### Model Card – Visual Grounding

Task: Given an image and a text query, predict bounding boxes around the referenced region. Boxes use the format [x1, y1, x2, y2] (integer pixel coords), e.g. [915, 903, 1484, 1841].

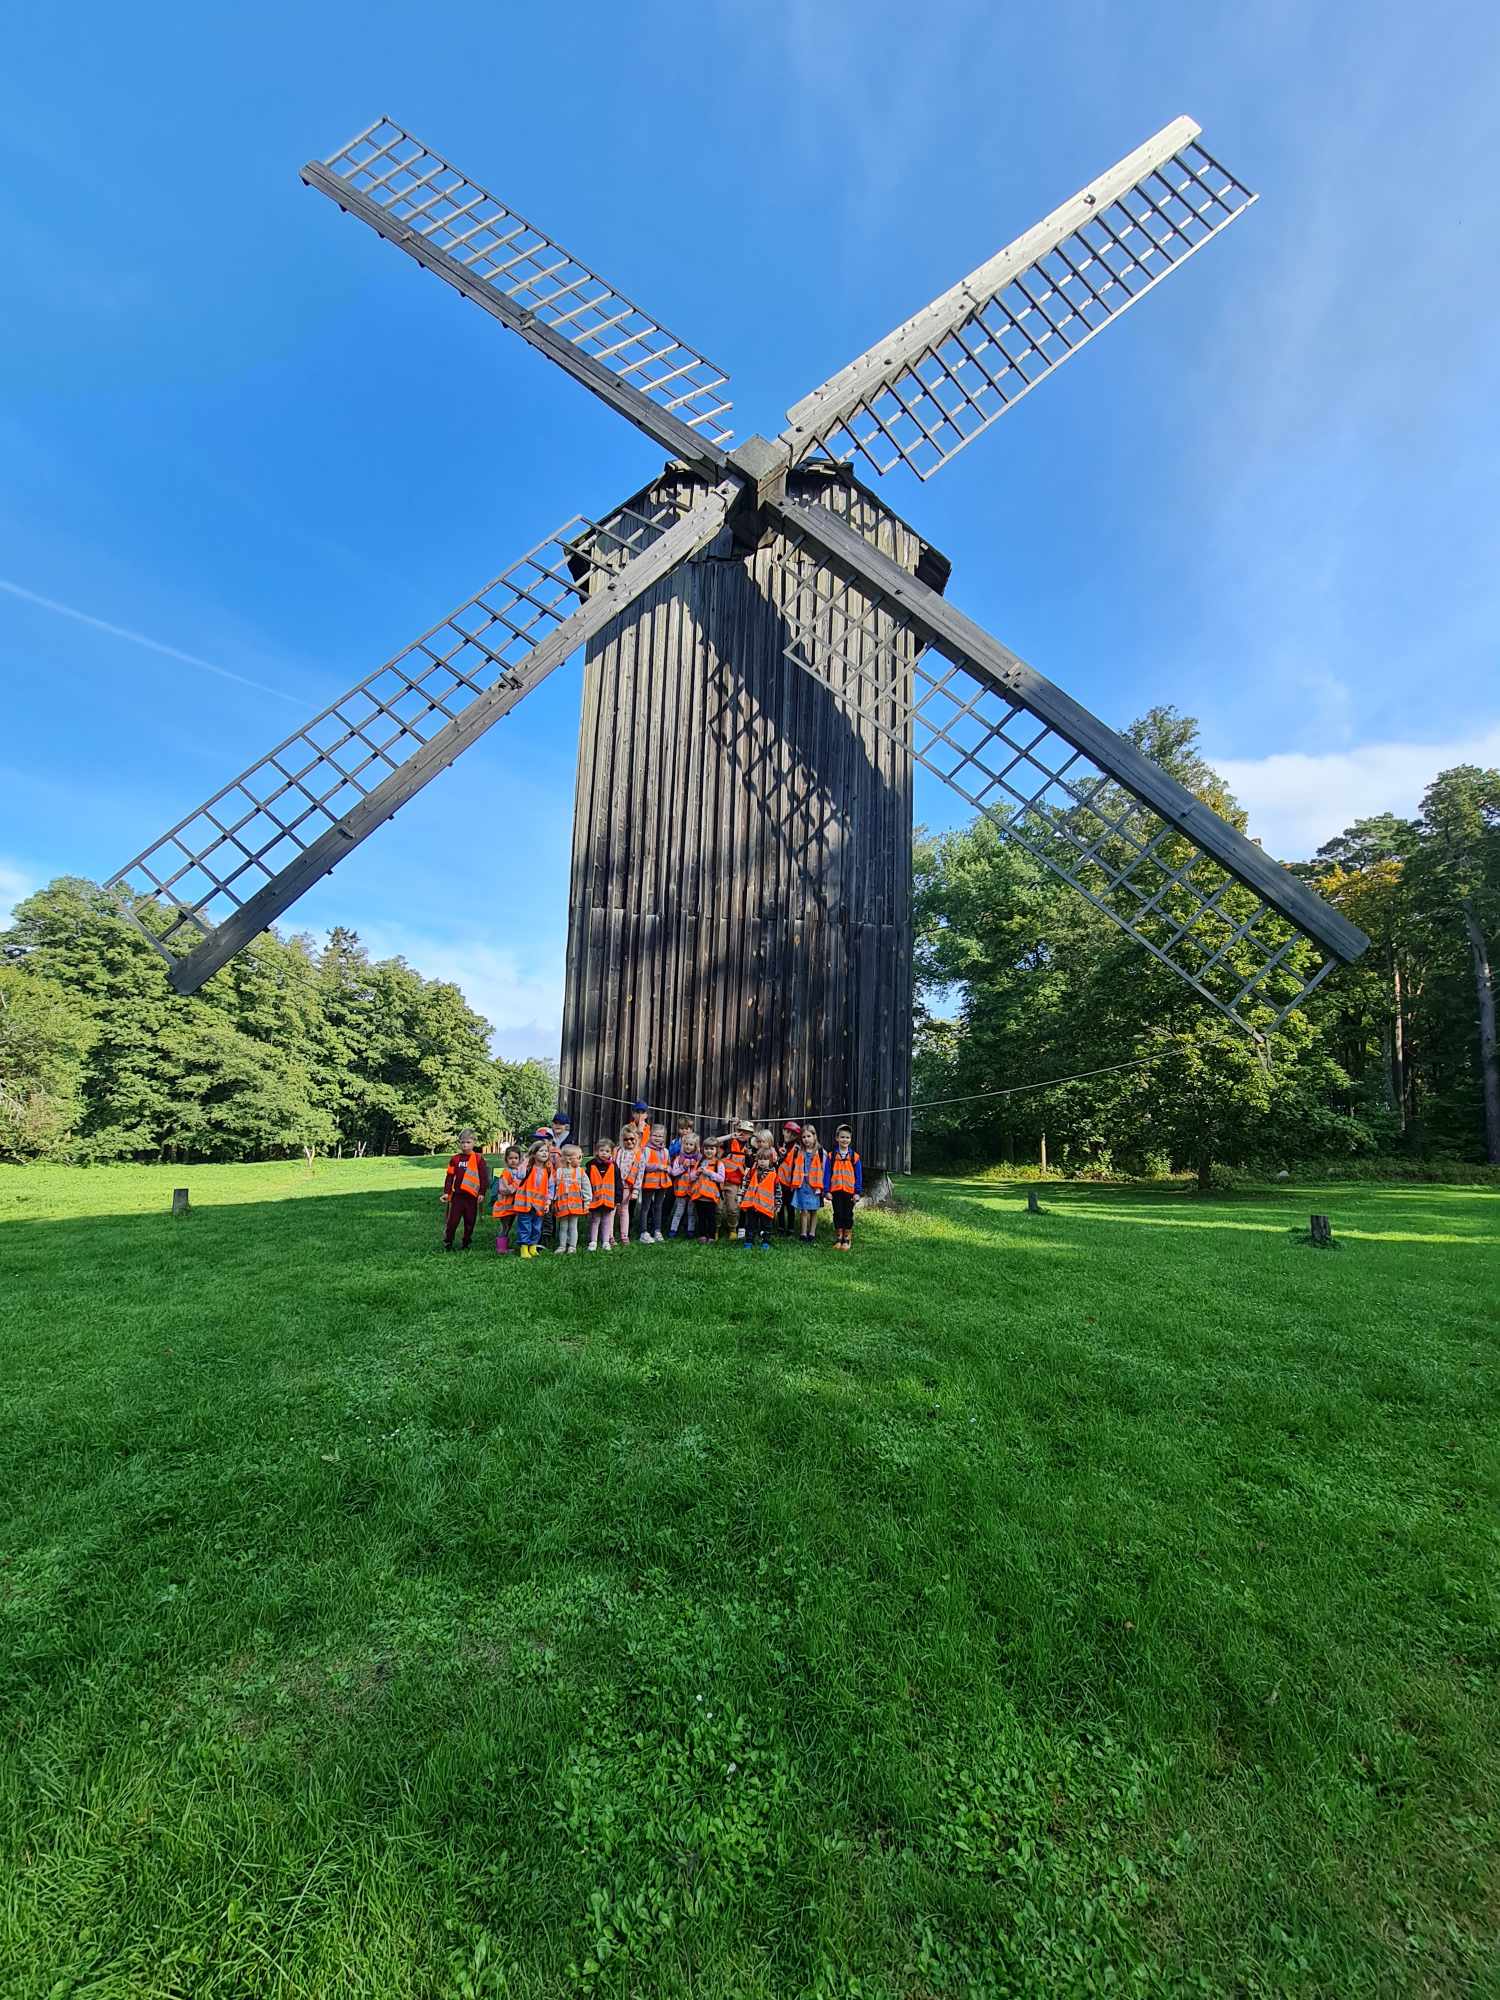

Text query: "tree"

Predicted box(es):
[0, 963, 94, 1160]
[1410, 767, 1500, 1163]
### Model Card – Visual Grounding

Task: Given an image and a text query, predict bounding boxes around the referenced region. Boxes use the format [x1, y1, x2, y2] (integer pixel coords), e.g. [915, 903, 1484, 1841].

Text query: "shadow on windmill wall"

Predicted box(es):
[558, 464, 949, 1169]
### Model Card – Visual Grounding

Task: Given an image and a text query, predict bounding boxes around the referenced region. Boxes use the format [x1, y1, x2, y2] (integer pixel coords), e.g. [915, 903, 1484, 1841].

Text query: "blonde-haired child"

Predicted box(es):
[738, 1142, 779, 1251]
[512, 1138, 553, 1259]
[790, 1125, 825, 1243]
[615, 1122, 643, 1247]
[668, 1130, 701, 1238]
[552, 1143, 587, 1254]
[586, 1138, 624, 1251]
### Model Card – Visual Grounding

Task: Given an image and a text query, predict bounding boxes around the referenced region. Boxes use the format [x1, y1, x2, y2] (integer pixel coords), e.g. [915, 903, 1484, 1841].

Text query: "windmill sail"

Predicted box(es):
[109, 485, 737, 994]
[782, 117, 1254, 482]
[303, 120, 735, 469]
[765, 495, 1367, 1034]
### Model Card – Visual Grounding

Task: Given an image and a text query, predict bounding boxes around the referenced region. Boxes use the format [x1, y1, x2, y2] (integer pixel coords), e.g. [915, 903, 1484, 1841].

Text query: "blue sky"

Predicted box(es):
[4, 0, 1497, 1057]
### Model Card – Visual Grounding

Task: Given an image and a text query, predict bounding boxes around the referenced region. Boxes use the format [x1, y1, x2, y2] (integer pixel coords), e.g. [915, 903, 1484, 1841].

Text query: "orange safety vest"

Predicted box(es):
[799, 1149, 825, 1191]
[777, 1146, 803, 1188]
[740, 1163, 778, 1217]
[640, 1144, 672, 1191]
[552, 1166, 587, 1216]
[490, 1168, 519, 1218]
[587, 1159, 620, 1209]
[722, 1136, 747, 1185]
[451, 1151, 482, 1199]
[514, 1160, 551, 1214]
[829, 1151, 859, 1194]
[690, 1163, 722, 1203]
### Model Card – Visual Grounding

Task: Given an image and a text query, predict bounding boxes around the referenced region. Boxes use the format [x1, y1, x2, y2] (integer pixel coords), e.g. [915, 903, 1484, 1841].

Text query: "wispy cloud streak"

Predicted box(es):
[0, 578, 304, 705]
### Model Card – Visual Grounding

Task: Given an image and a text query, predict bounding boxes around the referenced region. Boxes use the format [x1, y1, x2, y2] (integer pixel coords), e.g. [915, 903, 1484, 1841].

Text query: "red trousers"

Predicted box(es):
[445, 1191, 479, 1247]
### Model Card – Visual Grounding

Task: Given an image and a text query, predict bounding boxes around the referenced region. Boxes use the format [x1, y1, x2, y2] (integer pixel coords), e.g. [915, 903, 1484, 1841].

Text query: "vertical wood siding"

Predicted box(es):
[559, 463, 946, 1170]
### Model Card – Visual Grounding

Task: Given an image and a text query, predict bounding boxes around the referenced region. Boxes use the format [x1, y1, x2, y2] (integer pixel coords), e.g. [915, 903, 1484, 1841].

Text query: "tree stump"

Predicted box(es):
[171, 1188, 190, 1217]
[1026, 1189, 1041, 1215]
[861, 1169, 897, 1209]
[1309, 1213, 1332, 1248]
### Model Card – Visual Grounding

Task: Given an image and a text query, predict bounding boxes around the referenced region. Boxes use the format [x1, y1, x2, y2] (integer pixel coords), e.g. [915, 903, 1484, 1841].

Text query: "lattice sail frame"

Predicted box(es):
[784, 126, 1254, 483]
[109, 497, 693, 967]
[767, 525, 1339, 1033]
[316, 119, 734, 445]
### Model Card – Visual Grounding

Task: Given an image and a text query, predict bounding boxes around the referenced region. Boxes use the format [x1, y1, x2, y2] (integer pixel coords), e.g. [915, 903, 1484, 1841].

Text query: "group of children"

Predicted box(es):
[441, 1102, 865, 1258]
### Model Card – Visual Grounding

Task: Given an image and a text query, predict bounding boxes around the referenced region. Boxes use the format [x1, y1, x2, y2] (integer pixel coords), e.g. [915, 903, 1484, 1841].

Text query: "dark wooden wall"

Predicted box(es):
[558, 462, 948, 1170]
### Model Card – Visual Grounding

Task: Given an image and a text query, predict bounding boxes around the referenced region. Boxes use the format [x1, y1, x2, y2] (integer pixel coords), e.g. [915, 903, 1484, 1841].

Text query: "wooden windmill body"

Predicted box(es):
[111, 115, 1369, 1138]
[563, 464, 947, 1164]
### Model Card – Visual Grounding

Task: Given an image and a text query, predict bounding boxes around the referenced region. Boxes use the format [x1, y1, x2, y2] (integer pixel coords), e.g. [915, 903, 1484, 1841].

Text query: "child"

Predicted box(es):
[637, 1125, 673, 1242]
[614, 1123, 643, 1246]
[711, 1118, 755, 1238]
[552, 1143, 587, 1253]
[441, 1129, 490, 1251]
[775, 1122, 803, 1236]
[825, 1126, 862, 1252]
[690, 1141, 726, 1244]
[668, 1116, 699, 1235]
[739, 1144, 779, 1251]
[587, 1139, 623, 1251]
[791, 1126, 825, 1243]
[490, 1144, 523, 1254]
[511, 1139, 553, 1259]
[549, 1112, 573, 1161]
[668, 1131, 701, 1237]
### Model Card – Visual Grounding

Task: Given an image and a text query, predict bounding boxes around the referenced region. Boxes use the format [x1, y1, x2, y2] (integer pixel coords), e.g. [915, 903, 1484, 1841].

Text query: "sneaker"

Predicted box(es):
[587, 1242, 598, 1253]
[554, 1246, 566, 1256]
[760, 1241, 771, 1253]
[567, 1245, 577, 1254]
[603, 1242, 613, 1252]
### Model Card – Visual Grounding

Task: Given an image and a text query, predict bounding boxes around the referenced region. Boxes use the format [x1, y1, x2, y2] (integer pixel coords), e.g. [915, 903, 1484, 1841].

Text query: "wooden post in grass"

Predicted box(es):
[1027, 1189, 1041, 1215]
[1310, 1213, 1332, 1248]
[171, 1188, 189, 1216]
[1039, 1132, 1048, 1173]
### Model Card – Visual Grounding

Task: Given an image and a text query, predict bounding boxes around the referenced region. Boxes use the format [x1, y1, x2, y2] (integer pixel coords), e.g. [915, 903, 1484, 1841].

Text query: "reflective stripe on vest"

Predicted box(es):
[553, 1168, 587, 1217]
[690, 1166, 721, 1203]
[640, 1145, 671, 1191]
[799, 1151, 824, 1189]
[456, 1153, 481, 1198]
[587, 1160, 618, 1208]
[830, 1152, 859, 1194]
[491, 1169, 519, 1216]
[777, 1148, 802, 1186]
[740, 1165, 778, 1216]
[516, 1161, 550, 1212]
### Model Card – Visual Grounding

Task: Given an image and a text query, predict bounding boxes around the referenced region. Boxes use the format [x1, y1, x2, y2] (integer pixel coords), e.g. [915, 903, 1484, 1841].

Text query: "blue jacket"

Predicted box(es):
[823, 1151, 863, 1194]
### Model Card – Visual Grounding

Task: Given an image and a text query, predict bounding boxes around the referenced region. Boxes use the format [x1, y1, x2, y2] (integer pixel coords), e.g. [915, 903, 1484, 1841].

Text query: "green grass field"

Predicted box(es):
[1, 1160, 1496, 1998]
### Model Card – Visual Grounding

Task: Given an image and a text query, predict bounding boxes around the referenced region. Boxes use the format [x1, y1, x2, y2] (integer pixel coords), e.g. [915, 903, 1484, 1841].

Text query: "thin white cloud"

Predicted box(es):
[357, 923, 564, 1064]
[1216, 726, 1500, 860]
[0, 578, 304, 705]
[0, 857, 38, 925]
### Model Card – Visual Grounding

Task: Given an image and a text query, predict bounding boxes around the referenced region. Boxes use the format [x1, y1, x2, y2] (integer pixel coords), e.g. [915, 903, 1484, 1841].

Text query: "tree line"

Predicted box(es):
[3, 723, 1495, 1175]
[0, 878, 556, 1162]
[911, 710, 1499, 1180]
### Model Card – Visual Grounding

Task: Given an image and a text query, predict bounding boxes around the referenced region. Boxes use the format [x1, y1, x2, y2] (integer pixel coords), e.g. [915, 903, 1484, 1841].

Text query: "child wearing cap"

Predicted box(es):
[710, 1118, 756, 1239]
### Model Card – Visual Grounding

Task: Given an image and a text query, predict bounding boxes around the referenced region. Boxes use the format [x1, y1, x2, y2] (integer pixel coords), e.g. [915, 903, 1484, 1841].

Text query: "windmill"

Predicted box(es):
[110, 115, 1367, 1171]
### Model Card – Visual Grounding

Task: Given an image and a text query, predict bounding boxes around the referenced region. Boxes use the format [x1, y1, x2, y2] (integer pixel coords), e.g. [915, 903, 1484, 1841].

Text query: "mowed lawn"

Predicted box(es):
[1, 1161, 1496, 1998]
